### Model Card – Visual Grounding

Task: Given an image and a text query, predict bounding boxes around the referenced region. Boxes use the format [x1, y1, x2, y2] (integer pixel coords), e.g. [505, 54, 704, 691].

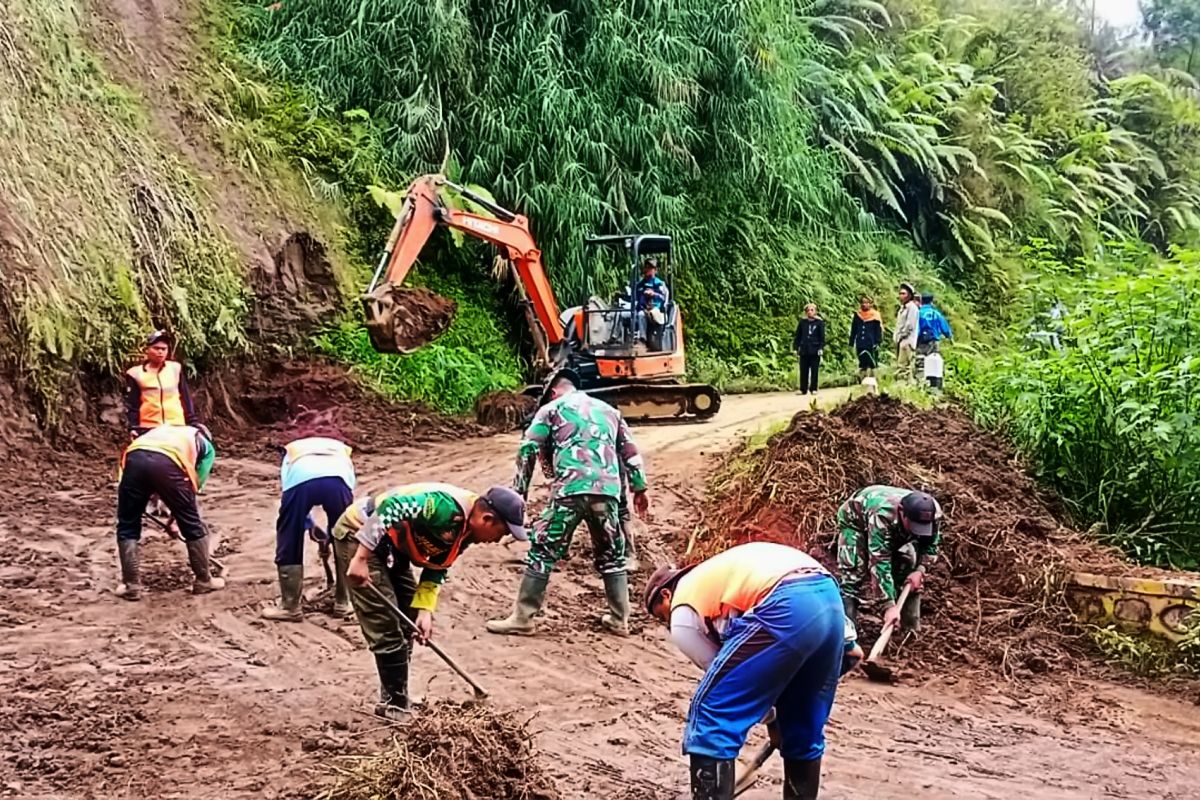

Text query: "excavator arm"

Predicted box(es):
[363, 174, 565, 365]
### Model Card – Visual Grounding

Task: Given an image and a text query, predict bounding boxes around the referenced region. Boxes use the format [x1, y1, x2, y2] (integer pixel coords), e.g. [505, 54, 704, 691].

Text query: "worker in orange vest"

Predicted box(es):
[115, 425, 223, 600]
[123, 330, 199, 439]
[644, 542, 862, 800]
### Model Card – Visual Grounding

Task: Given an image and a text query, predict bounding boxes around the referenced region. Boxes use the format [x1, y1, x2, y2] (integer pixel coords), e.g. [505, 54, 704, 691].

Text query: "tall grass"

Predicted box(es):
[959, 243, 1200, 568]
[0, 0, 248, 422]
[230, 0, 956, 373]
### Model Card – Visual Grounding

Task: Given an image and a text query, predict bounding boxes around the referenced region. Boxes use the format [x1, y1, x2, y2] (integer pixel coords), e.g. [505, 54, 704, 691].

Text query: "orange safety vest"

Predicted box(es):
[127, 361, 186, 427]
[671, 542, 828, 625]
[123, 425, 200, 489]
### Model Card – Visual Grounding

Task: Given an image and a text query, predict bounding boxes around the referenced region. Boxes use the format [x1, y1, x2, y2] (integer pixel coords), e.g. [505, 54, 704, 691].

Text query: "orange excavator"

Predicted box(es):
[361, 174, 720, 421]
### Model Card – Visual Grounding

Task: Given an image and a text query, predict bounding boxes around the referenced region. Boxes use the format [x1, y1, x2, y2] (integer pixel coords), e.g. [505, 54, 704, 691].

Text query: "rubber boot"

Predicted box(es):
[485, 572, 548, 635]
[373, 648, 412, 722]
[600, 571, 630, 636]
[187, 537, 226, 594]
[689, 755, 735, 800]
[261, 565, 304, 621]
[114, 539, 142, 601]
[332, 549, 353, 617]
[901, 591, 922, 633]
[783, 757, 822, 800]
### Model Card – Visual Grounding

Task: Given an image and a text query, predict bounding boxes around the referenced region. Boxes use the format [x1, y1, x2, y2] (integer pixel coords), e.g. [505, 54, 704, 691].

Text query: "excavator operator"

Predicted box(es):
[636, 259, 668, 346]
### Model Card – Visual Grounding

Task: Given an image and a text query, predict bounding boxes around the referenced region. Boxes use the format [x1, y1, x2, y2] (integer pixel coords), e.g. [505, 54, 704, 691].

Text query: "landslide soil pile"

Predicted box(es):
[703, 394, 1145, 679]
[199, 359, 478, 457]
[475, 389, 537, 430]
[316, 702, 559, 800]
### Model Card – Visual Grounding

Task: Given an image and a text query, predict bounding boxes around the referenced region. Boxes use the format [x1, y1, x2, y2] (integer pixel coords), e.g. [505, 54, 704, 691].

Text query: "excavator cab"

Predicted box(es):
[560, 234, 719, 420]
[578, 235, 677, 357]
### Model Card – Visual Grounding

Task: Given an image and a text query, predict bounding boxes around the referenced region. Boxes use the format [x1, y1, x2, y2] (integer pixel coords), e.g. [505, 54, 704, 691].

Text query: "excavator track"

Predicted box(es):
[576, 383, 721, 423]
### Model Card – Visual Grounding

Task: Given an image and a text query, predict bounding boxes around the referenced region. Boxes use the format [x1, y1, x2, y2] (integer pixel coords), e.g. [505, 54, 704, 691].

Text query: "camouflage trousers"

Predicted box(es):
[836, 522, 917, 605]
[527, 494, 625, 577]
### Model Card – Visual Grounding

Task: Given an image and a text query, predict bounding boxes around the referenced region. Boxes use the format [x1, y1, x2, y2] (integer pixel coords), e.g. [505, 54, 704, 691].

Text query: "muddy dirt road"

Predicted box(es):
[2, 390, 1198, 799]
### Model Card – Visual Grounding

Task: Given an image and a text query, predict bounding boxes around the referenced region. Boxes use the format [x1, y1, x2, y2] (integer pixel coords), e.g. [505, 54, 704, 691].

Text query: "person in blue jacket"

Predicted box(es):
[917, 292, 952, 359]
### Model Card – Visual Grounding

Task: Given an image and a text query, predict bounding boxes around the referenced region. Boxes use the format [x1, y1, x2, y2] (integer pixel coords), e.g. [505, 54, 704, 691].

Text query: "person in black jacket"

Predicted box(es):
[793, 303, 826, 395]
[849, 295, 884, 379]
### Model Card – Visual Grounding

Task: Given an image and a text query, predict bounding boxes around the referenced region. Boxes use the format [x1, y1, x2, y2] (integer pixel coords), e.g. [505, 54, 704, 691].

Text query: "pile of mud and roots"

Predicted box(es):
[314, 702, 559, 800]
[702, 394, 1147, 680]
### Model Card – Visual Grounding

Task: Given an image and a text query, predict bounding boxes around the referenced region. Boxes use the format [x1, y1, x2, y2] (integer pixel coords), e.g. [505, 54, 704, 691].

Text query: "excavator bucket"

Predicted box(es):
[361, 283, 457, 354]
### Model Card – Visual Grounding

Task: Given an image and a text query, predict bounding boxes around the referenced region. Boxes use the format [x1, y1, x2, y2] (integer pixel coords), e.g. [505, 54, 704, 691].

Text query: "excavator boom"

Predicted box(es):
[363, 174, 564, 361]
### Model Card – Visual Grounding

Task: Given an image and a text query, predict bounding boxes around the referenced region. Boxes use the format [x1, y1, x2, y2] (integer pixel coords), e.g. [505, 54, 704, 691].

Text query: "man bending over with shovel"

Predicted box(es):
[645, 542, 862, 799]
[261, 435, 356, 623]
[114, 425, 223, 600]
[334, 483, 527, 720]
[836, 485, 942, 632]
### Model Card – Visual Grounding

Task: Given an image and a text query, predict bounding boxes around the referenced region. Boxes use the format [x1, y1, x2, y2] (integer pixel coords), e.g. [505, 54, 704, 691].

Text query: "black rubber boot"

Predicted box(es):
[783, 757, 822, 800]
[187, 537, 225, 594]
[373, 648, 412, 721]
[690, 755, 735, 800]
[115, 539, 141, 601]
[600, 571, 630, 636]
[486, 572, 548, 635]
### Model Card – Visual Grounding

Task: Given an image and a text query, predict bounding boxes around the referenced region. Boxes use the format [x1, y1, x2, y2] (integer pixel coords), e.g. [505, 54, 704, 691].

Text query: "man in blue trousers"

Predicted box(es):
[262, 436, 356, 622]
[644, 542, 862, 799]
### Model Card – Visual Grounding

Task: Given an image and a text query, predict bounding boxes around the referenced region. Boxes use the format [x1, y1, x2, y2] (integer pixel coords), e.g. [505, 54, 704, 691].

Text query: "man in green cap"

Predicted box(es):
[487, 368, 649, 637]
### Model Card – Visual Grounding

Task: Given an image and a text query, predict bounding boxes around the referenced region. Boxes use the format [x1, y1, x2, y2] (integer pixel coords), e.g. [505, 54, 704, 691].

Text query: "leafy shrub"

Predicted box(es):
[961, 244, 1200, 568]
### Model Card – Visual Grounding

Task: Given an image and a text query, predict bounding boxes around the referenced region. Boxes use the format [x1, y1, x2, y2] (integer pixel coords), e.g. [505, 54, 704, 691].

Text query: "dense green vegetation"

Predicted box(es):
[958, 244, 1200, 567]
[228, 0, 955, 388]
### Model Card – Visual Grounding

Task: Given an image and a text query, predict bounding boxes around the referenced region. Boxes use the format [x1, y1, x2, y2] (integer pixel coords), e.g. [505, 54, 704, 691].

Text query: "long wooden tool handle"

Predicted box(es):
[733, 742, 777, 797]
[364, 583, 489, 698]
[867, 584, 912, 662]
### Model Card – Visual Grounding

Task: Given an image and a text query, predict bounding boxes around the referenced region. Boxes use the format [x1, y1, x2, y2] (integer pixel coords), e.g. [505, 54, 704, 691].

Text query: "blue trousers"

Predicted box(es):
[683, 574, 844, 762]
[276, 476, 353, 566]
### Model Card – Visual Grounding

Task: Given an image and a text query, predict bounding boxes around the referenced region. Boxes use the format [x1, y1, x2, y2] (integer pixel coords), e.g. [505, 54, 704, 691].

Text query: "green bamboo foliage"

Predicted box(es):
[233, 0, 940, 365]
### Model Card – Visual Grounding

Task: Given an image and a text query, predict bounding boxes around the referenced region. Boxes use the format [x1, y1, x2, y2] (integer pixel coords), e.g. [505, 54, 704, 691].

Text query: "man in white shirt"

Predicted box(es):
[894, 283, 920, 383]
[262, 436, 356, 622]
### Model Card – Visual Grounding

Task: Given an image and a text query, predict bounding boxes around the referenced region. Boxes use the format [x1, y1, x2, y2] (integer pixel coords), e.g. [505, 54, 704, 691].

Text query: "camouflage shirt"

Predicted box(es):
[515, 390, 647, 500]
[837, 485, 943, 602]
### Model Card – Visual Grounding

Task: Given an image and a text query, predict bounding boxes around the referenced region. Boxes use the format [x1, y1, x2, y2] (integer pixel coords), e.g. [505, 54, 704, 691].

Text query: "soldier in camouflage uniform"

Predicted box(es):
[335, 482, 526, 720]
[487, 368, 649, 637]
[836, 485, 942, 633]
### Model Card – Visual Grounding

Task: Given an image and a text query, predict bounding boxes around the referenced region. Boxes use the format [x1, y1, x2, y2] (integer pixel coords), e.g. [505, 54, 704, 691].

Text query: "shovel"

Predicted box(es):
[860, 584, 912, 683]
[142, 513, 227, 576]
[364, 582, 489, 699]
[733, 741, 777, 797]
